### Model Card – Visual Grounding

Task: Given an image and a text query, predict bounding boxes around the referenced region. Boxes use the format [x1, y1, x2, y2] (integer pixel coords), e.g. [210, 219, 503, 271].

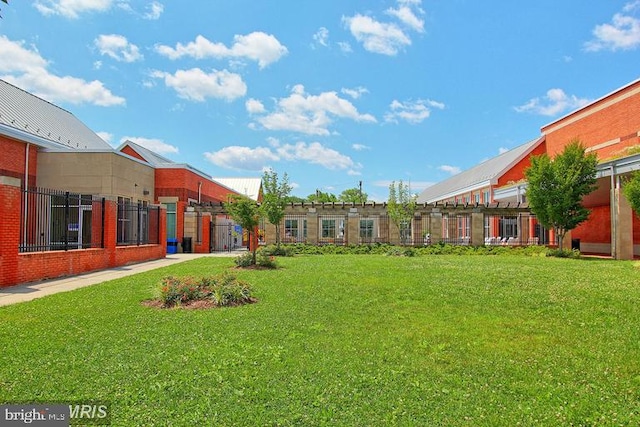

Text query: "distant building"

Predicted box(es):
[418, 78, 640, 258]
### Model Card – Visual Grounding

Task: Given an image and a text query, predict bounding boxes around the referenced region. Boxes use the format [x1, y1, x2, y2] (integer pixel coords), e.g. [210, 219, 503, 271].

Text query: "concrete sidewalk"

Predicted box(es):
[0, 251, 243, 307]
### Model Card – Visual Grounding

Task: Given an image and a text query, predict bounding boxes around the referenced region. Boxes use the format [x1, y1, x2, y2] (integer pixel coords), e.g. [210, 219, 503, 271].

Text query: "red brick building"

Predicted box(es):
[0, 79, 259, 288]
[418, 78, 640, 258]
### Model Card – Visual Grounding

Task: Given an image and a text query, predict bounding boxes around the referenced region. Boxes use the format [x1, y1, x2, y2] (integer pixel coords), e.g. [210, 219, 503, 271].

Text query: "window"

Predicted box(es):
[166, 202, 177, 239]
[322, 219, 336, 238]
[360, 219, 374, 240]
[483, 190, 490, 204]
[284, 218, 307, 242]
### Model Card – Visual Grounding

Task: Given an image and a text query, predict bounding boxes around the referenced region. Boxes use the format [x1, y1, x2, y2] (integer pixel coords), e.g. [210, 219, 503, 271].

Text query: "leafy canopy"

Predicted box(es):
[261, 169, 292, 246]
[224, 194, 262, 264]
[387, 180, 417, 245]
[339, 187, 368, 203]
[524, 139, 598, 248]
[623, 171, 640, 216]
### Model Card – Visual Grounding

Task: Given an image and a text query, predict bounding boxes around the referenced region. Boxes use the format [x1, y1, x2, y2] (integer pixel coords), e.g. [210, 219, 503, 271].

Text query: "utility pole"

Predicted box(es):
[358, 181, 363, 203]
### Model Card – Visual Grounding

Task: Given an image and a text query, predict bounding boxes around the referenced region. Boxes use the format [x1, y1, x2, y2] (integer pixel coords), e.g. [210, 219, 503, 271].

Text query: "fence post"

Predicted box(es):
[64, 191, 70, 251]
[0, 176, 22, 287]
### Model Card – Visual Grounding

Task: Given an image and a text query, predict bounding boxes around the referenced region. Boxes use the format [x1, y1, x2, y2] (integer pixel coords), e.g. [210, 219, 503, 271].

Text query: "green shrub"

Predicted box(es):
[159, 273, 254, 308]
[234, 252, 255, 268]
[260, 244, 294, 257]
[546, 248, 581, 259]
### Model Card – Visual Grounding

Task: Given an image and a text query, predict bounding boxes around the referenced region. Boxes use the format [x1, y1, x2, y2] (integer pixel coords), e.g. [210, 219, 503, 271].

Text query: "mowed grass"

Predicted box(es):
[0, 255, 639, 426]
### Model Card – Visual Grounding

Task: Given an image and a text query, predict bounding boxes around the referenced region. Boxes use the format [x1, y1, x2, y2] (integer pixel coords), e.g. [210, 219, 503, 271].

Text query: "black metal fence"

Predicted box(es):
[20, 187, 105, 253]
[483, 213, 549, 246]
[116, 200, 161, 246]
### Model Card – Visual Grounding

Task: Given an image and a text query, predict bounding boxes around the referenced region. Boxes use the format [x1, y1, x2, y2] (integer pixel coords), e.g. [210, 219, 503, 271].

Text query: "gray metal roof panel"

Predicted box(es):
[416, 137, 544, 203]
[0, 79, 111, 150]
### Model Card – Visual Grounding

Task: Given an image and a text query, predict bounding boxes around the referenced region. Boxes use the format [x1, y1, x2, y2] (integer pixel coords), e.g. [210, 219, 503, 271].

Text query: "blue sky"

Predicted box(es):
[1, 1, 640, 201]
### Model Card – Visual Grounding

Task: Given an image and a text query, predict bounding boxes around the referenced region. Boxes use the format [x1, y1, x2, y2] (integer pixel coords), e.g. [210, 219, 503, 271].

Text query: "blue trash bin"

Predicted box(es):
[167, 238, 178, 254]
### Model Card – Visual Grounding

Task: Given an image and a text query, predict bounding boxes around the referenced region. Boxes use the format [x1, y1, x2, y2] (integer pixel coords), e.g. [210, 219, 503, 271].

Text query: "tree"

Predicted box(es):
[261, 168, 292, 247]
[623, 171, 640, 216]
[387, 180, 417, 245]
[307, 190, 337, 203]
[524, 139, 598, 249]
[339, 188, 368, 203]
[1, 0, 8, 18]
[224, 194, 262, 265]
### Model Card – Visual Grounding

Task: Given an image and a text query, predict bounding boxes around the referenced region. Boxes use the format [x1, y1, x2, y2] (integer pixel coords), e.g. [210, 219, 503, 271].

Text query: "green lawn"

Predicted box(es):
[1, 255, 639, 426]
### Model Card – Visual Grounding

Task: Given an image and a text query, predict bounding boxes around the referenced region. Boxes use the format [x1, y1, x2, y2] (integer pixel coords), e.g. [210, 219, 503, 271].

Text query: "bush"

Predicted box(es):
[159, 273, 254, 308]
[234, 250, 278, 268]
[546, 248, 581, 259]
[260, 244, 295, 257]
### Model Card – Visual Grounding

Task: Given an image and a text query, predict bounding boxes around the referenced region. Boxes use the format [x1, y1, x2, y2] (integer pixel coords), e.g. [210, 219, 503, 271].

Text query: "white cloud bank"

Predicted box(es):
[150, 68, 247, 102]
[155, 32, 288, 69]
[584, 1, 640, 51]
[0, 35, 125, 106]
[514, 88, 590, 117]
[248, 84, 376, 136]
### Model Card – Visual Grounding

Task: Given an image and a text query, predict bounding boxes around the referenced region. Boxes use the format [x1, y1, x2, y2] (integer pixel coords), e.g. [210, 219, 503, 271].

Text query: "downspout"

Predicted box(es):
[23, 143, 30, 246]
[610, 165, 617, 259]
[198, 181, 202, 204]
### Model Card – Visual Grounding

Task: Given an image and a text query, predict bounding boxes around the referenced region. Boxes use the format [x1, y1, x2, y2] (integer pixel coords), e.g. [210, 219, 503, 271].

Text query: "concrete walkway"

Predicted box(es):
[0, 251, 243, 307]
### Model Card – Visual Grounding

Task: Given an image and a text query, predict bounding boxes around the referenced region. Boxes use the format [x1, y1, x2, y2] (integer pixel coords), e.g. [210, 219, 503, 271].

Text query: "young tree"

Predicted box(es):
[224, 194, 262, 265]
[339, 188, 368, 203]
[524, 139, 598, 249]
[307, 190, 337, 203]
[623, 171, 640, 216]
[387, 180, 417, 245]
[261, 168, 292, 247]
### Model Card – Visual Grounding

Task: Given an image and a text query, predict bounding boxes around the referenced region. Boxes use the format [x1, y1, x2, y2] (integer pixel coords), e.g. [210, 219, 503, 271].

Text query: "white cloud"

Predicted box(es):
[341, 86, 369, 99]
[34, 0, 113, 19]
[122, 136, 178, 154]
[276, 141, 357, 170]
[313, 27, 329, 47]
[245, 98, 266, 114]
[96, 132, 113, 144]
[343, 0, 425, 55]
[438, 165, 461, 175]
[95, 34, 143, 62]
[584, 2, 640, 51]
[337, 41, 353, 53]
[514, 88, 590, 116]
[384, 99, 444, 124]
[343, 14, 411, 55]
[250, 84, 376, 135]
[386, 4, 424, 32]
[204, 140, 357, 172]
[151, 68, 247, 102]
[144, 1, 163, 20]
[155, 32, 288, 69]
[205, 146, 278, 171]
[352, 143, 370, 151]
[0, 36, 125, 106]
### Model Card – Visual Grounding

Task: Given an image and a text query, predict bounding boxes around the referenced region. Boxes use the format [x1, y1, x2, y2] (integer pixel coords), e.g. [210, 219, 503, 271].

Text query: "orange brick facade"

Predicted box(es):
[0, 181, 167, 288]
[542, 81, 640, 160]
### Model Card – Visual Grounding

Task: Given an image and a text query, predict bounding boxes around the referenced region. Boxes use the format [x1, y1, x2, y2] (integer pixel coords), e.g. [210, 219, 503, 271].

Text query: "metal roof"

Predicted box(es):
[416, 137, 544, 203]
[117, 140, 177, 167]
[0, 79, 112, 150]
[212, 177, 262, 201]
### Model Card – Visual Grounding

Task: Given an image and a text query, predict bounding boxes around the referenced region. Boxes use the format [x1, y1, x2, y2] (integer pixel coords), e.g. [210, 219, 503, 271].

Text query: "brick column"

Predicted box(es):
[471, 211, 484, 246]
[429, 210, 442, 244]
[0, 177, 22, 287]
[307, 208, 318, 245]
[103, 199, 118, 267]
[347, 208, 360, 245]
[614, 187, 634, 260]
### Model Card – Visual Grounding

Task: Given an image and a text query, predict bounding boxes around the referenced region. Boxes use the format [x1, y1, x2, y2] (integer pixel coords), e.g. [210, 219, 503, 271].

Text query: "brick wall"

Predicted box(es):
[0, 179, 167, 288]
[0, 136, 38, 186]
[497, 140, 547, 186]
[542, 81, 640, 159]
